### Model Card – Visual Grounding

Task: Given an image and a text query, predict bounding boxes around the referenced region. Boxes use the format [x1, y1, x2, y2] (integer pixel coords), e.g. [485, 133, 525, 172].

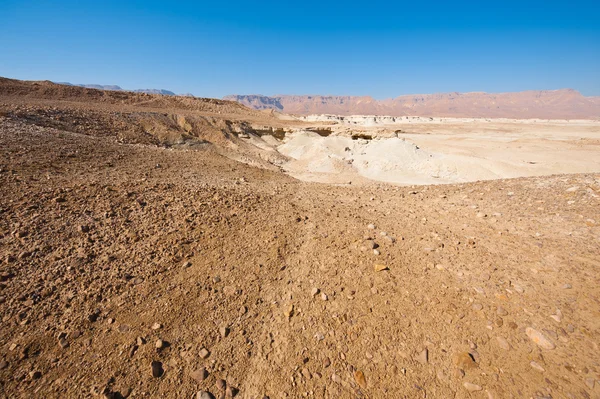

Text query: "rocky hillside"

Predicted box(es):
[58, 82, 177, 96]
[225, 90, 600, 119]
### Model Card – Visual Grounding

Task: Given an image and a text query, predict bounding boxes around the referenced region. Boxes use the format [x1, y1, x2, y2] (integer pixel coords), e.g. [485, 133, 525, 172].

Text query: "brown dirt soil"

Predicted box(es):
[0, 79, 599, 399]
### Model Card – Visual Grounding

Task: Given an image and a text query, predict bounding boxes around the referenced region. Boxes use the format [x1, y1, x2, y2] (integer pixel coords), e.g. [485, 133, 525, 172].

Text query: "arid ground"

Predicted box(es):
[1, 78, 599, 399]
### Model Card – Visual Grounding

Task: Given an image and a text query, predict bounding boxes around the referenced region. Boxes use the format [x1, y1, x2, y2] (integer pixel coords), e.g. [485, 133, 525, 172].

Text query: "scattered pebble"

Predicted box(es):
[463, 382, 482, 392]
[416, 348, 428, 364]
[190, 367, 209, 383]
[199, 348, 210, 359]
[310, 287, 320, 297]
[526, 327, 555, 350]
[584, 377, 595, 390]
[354, 370, 367, 389]
[496, 336, 510, 350]
[321, 293, 328, 301]
[373, 264, 388, 272]
[151, 323, 162, 330]
[196, 391, 214, 399]
[226, 386, 239, 397]
[219, 326, 230, 338]
[155, 339, 164, 349]
[496, 307, 508, 316]
[367, 224, 376, 230]
[284, 304, 294, 318]
[30, 371, 42, 380]
[216, 379, 226, 390]
[59, 338, 69, 349]
[453, 352, 477, 370]
[151, 361, 163, 378]
[530, 361, 545, 372]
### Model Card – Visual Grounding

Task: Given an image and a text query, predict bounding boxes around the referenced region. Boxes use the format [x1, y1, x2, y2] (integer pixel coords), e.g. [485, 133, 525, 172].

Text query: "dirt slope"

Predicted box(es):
[0, 80, 599, 399]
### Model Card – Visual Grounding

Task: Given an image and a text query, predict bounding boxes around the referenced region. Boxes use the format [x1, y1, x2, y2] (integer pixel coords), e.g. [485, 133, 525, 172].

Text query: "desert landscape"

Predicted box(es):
[0, 77, 599, 399]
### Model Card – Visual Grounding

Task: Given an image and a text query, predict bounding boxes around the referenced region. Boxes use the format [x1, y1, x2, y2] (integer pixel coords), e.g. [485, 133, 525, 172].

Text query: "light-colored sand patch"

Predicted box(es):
[276, 119, 600, 185]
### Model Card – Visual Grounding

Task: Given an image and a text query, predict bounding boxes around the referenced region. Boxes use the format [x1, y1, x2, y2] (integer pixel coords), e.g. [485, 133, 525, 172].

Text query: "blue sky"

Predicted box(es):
[1, 0, 599, 98]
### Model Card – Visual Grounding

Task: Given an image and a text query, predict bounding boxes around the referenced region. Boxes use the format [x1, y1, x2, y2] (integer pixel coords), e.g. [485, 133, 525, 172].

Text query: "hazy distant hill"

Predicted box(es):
[224, 90, 600, 119]
[58, 82, 176, 96]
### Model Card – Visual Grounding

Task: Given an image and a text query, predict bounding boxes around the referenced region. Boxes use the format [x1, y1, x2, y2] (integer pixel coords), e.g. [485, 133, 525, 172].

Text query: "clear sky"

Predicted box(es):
[1, 0, 599, 98]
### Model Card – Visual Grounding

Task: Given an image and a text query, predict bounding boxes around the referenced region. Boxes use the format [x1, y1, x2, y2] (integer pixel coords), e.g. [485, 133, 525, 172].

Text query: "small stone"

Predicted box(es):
[310, 287, 320, 297]
[472, 303, 483, 311]
[137, 337, 146, 346]
[463, 382, 482, 391]
[78, 225, 90, 233]
[284, 304, 294, 318]
[526, 327, 555, 350]
[213, 276, 221, 283]
[59, 338, 69, 349]
[151, 361, 164, 377]
[155, 339, 164, 349]
[496, 307, 508, 316]
[416, 348, 428, 364]
[199, 348, 210, 359]
[151, 323, 162, 330]
[354, 370, 367, 389]
[323, 357, 331, 368]
[0, 360, 7, 370]
[196, 391, 214, 399]
[530, 361, 545, 372]
[190, 367, 209, 383]
[496, 336, 510, 350]
[453, 352, 477, 370]
[513, 284, 524, 294]
[373, 264, 388, 272]
[373, 249, 380, 255]
[321, 293, 328, 301]
[219, 326, 230, 338]
[30, 371, 42, 380]
[132, 277, 144, 285]
[367, 224, 376, 230]
[216, 379, 226, 390]
[301, 367, 311, 379]
[183, 261, 192, 268]
[364, 240, 376, 250]
[331, 373, 341, 383]
[226, 386, 238, 397]
[562, 284, 572, 289]
[584, 377, 595, 390]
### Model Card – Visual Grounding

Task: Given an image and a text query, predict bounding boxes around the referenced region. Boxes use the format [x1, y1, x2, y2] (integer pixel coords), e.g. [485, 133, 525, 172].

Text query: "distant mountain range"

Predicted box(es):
[57, 82, 179, 96]
[224, 90, 600, 119]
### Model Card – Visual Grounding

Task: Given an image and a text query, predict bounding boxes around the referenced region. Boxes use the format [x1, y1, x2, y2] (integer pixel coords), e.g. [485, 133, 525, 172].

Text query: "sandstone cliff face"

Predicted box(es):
[224, 90, 600, 119]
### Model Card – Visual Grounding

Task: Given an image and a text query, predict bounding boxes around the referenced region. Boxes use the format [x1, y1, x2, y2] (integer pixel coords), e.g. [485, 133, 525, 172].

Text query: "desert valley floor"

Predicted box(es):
[0, 79, 599, 399]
